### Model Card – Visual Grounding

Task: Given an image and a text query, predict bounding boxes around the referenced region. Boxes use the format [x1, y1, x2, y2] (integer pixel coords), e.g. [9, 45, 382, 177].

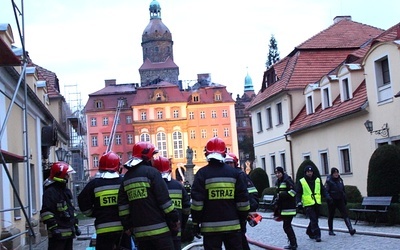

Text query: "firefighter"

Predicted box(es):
[191, 138, 250, 250]
[296, 166, 332, 242]
[225, 152, 259, 250]
[274, 167, 297, 249]
[153, 156, 191, 250]
[118, 142, 180, 250]
[40, 162, 80, 250]
[78, 151, 131, 250]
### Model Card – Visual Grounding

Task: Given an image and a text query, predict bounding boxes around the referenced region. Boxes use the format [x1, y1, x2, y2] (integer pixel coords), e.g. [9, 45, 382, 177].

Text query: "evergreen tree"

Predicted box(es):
[266, 34, 280, 68]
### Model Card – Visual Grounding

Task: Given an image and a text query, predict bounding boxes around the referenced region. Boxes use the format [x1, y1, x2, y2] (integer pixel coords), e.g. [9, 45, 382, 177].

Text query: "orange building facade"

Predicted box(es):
[85, 80, 238, 179]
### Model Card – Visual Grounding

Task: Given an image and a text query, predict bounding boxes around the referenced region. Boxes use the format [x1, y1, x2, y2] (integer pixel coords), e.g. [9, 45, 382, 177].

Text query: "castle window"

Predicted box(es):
[95, 100, 103, 109]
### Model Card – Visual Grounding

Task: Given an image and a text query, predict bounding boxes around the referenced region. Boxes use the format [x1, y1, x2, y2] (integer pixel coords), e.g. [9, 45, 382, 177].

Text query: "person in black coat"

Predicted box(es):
[275, 167, 297, 250]
[324, 167, 356, 236]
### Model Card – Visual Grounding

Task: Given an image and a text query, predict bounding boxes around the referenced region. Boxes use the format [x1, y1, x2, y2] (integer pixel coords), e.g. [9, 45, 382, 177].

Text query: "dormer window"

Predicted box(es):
[156, 93, 162, 101]
[215, 93, 222, 101]
[321, 86, 331, 109]
[95, 100, 103, 109]
[306, 95, 314, 114]
[193, 94, 200, 102]
[340, 78, 352, 101]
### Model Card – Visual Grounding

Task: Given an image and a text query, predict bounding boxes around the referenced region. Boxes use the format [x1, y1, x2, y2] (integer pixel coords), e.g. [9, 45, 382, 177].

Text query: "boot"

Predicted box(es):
[284, 237, 297, 250]
[328, 219, 335, 235]
[344, 217, 356, 236]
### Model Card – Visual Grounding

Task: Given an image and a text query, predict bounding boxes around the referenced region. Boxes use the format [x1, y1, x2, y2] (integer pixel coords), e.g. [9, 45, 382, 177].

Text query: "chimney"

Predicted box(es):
[105, 79, 116, 87]
[397, 24, 400, 40]
[333, 15, 352, 24]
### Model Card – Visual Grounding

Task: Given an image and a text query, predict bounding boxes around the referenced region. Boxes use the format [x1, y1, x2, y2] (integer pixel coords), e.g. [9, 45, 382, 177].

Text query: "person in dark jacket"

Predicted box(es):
[118, 142, 180, 250]
[296, 165, 332, 243]
[78, 151, 132, 250]
[152, 156, 191, 250]
[40, 162, 80, 250]
[225, 152, 259, 250]
[324, 167, 356, 236]
[191, 138, 250, 250]
[275, 167, 297, 250]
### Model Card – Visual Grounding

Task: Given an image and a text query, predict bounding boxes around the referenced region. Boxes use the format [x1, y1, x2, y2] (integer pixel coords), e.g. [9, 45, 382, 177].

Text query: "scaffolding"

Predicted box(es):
[0, 1, 35, 249]
[1, 1, 85, 249]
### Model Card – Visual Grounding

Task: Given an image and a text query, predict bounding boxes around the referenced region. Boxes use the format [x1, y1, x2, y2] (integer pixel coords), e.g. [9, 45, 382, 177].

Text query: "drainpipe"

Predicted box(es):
[285, 134, 295, 181]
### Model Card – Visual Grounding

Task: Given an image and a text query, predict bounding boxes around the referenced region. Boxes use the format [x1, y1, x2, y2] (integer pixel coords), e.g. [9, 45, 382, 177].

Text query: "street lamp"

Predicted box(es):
[55, 148, 69, 162]
[364, 120, 389, 137]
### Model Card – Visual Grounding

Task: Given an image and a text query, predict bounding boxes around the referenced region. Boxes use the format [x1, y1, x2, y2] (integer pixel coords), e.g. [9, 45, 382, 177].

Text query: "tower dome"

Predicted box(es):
[244, 72, 254, 92]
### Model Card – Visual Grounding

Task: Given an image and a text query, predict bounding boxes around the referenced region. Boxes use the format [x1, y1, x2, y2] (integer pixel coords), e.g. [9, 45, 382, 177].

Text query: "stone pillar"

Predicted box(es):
[184, 163, 195, 185]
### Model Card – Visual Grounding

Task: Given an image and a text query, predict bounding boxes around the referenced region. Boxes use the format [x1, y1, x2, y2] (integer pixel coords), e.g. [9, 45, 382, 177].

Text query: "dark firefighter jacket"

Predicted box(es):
[78, 173, 124, 235]
[191, 160, 250, 235]
[40, 181, 77, 239]
[275, 173, 297, 216]
[118, 163, 179, 241]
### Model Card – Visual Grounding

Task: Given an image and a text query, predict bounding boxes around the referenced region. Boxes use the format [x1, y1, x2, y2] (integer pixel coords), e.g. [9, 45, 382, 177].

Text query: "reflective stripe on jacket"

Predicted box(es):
[191, 161, 249, 235]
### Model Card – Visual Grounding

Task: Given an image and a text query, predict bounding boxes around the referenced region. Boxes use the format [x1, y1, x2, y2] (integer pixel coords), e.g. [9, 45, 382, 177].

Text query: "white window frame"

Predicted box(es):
[157, 132, 167, 157]
[256, 112, 263, 132]
[375, 56, 393, 103]
[140, 133, 150, 142]
[340, 77, 352, 101]
[338, 145, 352, 174]
[306, 94, 314, 114]
[266, 107, 272, 129]
[141, 111, 147, 121]
[319, 149, 329, 175]
[127, 134, 133, 144]
[321, 86, 331, 109]
[91, 117, 97, 127]
[103, 117, 109, 126]
[276, 102, 283, 125]
[222, 110, 228, 118]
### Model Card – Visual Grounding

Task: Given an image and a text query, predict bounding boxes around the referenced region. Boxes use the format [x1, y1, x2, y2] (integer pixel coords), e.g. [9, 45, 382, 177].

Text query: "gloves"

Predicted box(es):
[167, 220, 181, 237]
[296, 202, 303, 209]
[74, 225, 82, 236]
[50, 228, 62, 239]
[192, 223, 201, 239]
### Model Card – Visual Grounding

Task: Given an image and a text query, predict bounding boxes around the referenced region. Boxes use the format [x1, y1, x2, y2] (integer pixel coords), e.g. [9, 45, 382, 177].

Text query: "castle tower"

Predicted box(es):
[139, 0, 180, 87]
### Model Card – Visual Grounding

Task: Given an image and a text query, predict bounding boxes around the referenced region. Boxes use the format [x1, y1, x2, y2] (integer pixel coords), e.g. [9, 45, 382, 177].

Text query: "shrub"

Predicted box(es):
[295, 159, 321, 184]
[249, 168, 270, 197]
[367, 144, 400, 202]
[345, 185, 362, 203]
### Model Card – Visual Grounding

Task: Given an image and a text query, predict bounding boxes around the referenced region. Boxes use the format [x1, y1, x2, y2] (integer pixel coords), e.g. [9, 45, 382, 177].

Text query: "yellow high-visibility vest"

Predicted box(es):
[300, 177, 321, 206]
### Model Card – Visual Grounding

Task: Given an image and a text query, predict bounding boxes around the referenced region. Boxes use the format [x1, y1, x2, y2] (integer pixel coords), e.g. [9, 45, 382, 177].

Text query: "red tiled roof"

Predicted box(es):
[132, 81, 188, 105]
[89, 83, 137, 96]
[247, 18, 384, 110]
[188, 86, 234, 104]
[139, 57, 178, 70]
[297, 19, 383, 49]
[286, 81, 368, 134]
[34, 64, 62, 98]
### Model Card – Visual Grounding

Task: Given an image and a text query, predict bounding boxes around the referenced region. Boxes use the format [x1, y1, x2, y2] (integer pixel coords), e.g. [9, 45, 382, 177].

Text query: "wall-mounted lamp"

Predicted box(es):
[364, 120, 389, 137]
[55, 148, 70, 162]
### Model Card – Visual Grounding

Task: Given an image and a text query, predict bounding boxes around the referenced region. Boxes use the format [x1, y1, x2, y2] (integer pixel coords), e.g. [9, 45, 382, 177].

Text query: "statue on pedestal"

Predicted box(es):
[186, 146, 193, 165]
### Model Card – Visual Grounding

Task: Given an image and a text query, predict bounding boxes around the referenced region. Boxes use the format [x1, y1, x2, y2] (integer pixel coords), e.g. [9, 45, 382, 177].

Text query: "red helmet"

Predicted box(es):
[153, 156, 172, 179]
[225, 152, 239, 167]
[49, 161, 75, 181]
[125, 142, 158, 167]
[99, 152, 121, 172]
[205, 137, 226, 161]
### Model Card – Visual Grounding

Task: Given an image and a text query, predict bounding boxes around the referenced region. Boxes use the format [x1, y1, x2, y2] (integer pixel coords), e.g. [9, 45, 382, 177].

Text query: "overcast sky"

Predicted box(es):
[2, 0, 400, 107]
